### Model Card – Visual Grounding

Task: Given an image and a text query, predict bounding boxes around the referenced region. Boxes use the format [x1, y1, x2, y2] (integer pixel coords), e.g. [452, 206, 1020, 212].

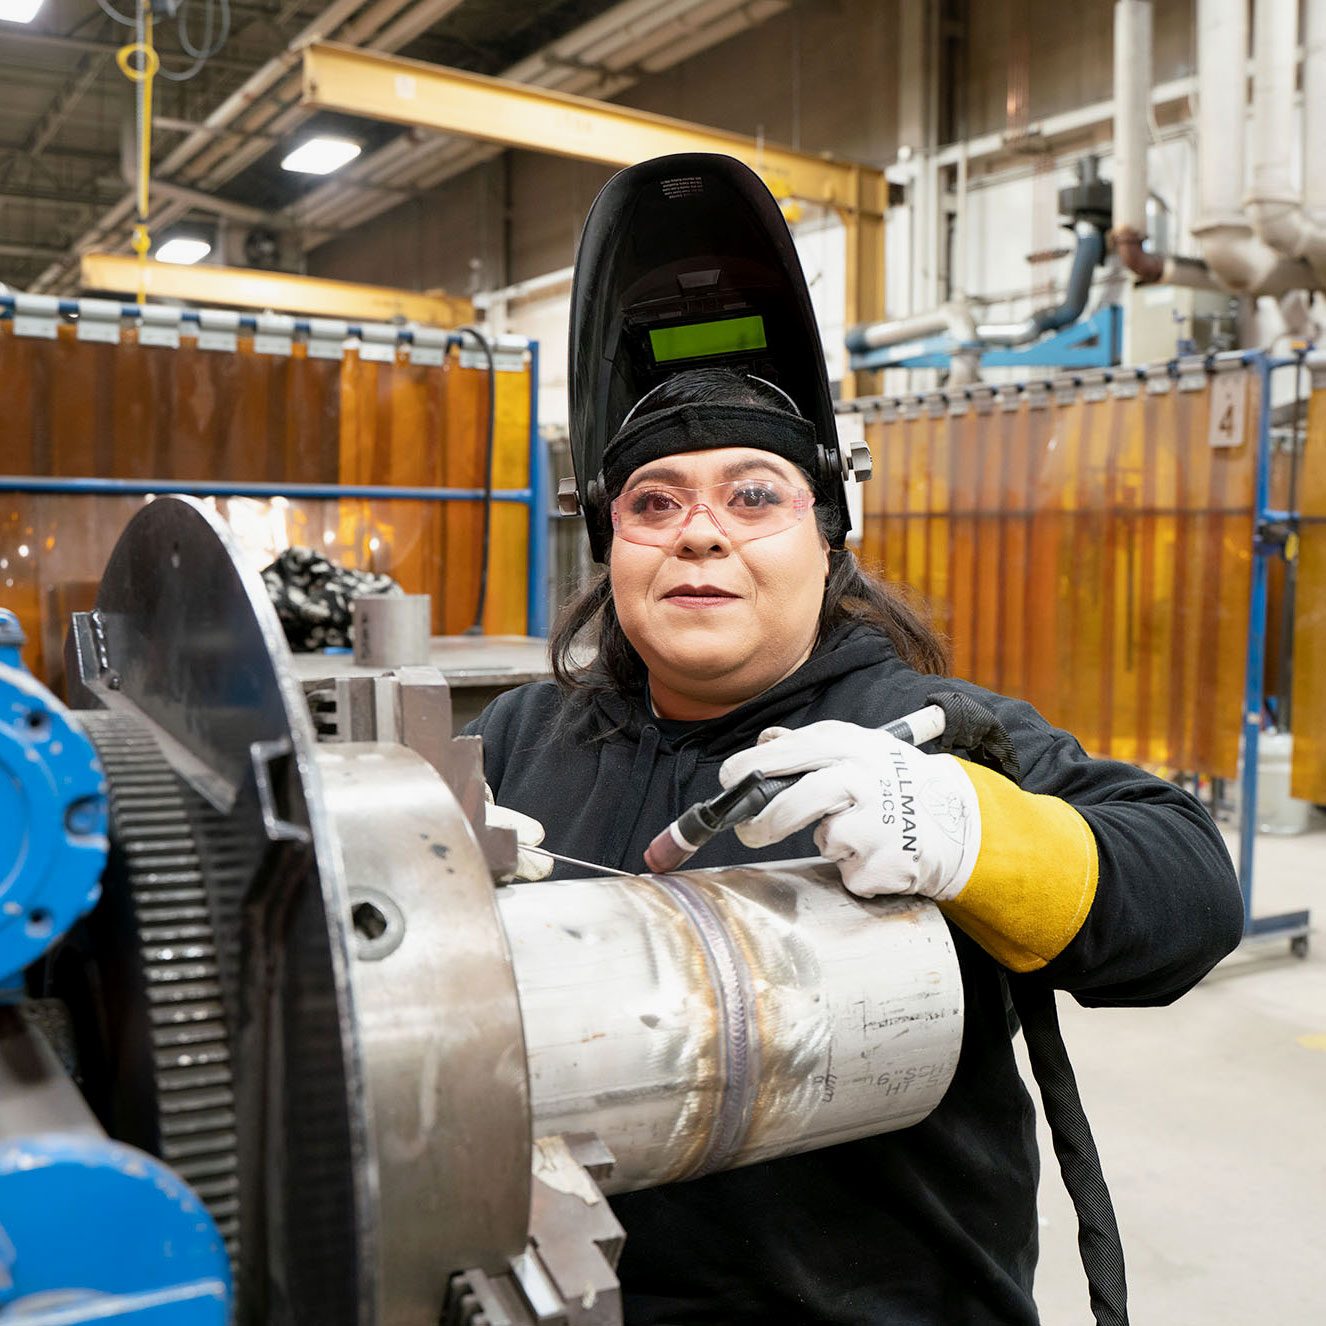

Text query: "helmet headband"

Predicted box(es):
[602, 401, 818, 500]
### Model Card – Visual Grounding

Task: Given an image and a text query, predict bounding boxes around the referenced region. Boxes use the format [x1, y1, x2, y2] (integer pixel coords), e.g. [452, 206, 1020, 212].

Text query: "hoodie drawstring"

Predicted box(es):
[604, 723, 662, 869]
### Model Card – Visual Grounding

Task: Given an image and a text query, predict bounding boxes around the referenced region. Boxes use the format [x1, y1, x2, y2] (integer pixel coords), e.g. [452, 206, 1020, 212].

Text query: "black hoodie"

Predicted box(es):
[468, 623, 1243, 1325]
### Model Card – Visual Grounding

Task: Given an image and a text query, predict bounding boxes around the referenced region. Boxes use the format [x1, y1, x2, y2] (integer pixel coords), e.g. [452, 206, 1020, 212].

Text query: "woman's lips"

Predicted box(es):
[662, 585, 740, 608]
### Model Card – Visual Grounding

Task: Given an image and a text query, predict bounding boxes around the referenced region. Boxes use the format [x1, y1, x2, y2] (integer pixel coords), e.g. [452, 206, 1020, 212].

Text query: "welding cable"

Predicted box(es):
[96, 0, 137, 26]
[1012, 981, 1129, 1325]
[177, 0, 230, 61]
[161, 0, 231, 81]
[458, 325, 496, 635]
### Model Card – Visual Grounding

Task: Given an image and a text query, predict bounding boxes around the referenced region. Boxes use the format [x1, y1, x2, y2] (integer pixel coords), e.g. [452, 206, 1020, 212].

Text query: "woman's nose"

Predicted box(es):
[671, 503, 731, 554]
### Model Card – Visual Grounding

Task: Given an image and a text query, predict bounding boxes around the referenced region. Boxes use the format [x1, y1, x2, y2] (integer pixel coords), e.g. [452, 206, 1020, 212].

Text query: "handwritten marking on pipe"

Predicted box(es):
[1296, 1033, 1326, 1052]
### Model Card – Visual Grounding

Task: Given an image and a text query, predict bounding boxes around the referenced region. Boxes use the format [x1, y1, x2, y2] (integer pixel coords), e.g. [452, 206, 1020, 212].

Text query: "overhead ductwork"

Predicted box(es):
[1110, 0, 1167, 283]
[1246, 0, 1326, 284]
[1190, 0, 1314, 294]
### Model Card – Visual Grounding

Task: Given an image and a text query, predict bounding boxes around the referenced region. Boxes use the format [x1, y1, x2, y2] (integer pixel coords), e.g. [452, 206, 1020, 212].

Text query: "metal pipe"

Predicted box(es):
[1112, 0, 1152, 238]
[1246, 0, 1326, 281]
[1193, 0, 1315, 295]
[1246, 0, 1308, 257]
[850, 220, 1102, 358]
[976, 221, 1105, 344]
[845, 303, 974, 354]
[1305, 0, 1326, 229]
[498, 862, 963, 1194]
[1199, 0, 1251, 225]
[1111, 0, 1166, 283]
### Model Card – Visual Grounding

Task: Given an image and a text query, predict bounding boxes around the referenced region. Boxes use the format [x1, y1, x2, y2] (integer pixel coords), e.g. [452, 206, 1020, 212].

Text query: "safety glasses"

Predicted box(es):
[610, 477, 814, 547]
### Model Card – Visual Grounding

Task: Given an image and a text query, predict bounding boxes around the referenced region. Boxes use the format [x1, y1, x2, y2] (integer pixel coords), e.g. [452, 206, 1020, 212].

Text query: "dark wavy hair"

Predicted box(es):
[551, 368, 949, 696]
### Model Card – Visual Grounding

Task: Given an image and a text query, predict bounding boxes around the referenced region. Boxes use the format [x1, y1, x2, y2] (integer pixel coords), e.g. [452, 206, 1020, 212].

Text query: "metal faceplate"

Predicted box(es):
[68, 496, 529, 1325]
[74, 496, 375, 1323]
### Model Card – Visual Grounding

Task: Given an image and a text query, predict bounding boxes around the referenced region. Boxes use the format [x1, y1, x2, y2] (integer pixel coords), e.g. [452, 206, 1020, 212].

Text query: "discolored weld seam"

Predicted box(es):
[651, 873, 759, 1180]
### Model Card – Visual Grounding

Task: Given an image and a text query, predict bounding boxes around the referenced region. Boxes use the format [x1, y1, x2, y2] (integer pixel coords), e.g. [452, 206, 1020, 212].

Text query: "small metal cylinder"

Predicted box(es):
[498, 862, 963, 1194]
[352, 594, 430, 667]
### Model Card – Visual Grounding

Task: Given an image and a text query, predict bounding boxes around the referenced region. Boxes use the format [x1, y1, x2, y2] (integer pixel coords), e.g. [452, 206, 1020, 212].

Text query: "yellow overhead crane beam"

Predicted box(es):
[300, 41, 884, 396]
[80, 253, 475, 327]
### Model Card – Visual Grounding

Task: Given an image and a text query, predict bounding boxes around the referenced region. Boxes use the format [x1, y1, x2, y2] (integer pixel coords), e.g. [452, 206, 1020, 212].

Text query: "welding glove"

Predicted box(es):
[718, 720, 1098, 973]
[483, 784, 553, 882]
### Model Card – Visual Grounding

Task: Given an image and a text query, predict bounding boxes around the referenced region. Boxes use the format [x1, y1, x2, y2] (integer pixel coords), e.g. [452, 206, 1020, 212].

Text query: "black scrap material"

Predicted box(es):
[262, 547, 401, 651]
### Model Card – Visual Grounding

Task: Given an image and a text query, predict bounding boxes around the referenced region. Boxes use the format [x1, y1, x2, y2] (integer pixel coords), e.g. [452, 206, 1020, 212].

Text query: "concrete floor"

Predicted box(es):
[1029, 822, 1326, 1324]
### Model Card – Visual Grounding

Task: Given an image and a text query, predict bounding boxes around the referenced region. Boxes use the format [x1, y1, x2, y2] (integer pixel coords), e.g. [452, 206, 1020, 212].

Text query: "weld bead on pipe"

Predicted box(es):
[497, 861, 963, 1195]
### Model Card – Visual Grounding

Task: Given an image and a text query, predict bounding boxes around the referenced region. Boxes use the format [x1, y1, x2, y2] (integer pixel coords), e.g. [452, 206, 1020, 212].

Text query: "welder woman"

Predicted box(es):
[470, 155, 1244, 1325]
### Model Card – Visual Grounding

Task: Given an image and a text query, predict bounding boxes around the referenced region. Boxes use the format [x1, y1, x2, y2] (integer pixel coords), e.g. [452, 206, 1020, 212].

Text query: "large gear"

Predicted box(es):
[74, 708, 241, 1261]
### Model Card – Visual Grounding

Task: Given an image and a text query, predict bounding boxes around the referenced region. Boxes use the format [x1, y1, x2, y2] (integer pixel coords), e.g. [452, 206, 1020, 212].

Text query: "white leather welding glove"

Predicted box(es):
[483, 783, 553, 882]
[718, 720, 1100, 973]
[719, 722, 981, 901]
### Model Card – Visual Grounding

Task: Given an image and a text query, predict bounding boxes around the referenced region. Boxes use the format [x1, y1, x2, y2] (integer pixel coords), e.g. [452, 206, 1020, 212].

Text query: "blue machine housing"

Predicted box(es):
[0, 610, 108, 989]
[0, 1133, 231, 1324]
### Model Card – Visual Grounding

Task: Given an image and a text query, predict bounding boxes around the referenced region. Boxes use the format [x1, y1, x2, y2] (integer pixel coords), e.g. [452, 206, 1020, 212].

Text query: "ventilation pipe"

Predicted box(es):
[1111, 0, 1166, 282]
[976, 220, 1106, 343]
[845, 215, 1106, 358]
[844, 303, 977, 354]
[1192, 0, 1314, 294]
[1246, 0, 1326, 282]
[1305, 0, 1326, 271]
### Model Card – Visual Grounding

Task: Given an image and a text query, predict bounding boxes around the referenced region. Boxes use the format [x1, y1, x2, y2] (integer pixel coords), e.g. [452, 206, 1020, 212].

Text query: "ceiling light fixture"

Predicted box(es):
[281, 137, 362, 176]
[155, 237, 212, 266]
[0, 0, 45, 22]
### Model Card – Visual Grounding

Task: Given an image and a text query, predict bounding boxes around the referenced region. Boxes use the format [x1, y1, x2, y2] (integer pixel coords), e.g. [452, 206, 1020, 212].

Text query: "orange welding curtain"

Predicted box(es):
[1291, 384, 1326, 802]
[861, 376, 1259, 779]
[0, 324, 530, 688]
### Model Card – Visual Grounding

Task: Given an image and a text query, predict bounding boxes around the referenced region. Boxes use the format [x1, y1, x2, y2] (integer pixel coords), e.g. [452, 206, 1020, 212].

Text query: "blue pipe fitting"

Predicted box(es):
[0, 610, 108, 989]
[0, 1133, 231, 1323]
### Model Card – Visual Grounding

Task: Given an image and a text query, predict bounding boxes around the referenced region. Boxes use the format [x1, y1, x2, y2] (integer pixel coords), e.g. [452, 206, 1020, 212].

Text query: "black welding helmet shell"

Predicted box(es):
[567, 152, 849, 562]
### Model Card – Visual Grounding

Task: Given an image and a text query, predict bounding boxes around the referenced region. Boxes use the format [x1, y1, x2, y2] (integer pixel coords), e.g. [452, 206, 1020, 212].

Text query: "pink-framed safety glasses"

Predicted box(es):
[610, 477, 814, 547]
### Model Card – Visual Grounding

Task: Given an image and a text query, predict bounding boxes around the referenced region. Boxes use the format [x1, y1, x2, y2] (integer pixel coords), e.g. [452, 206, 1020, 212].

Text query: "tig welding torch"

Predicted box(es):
[642, 703, 948, 873]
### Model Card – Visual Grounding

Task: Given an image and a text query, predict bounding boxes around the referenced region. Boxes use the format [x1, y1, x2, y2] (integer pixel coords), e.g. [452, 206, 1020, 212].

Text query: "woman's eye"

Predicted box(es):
[729, 484, 781, 508]
[630, 489, 683, 515]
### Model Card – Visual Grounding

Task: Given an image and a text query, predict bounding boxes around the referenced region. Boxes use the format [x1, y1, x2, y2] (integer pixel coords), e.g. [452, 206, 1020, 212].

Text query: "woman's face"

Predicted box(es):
[609, 446, 830, 719]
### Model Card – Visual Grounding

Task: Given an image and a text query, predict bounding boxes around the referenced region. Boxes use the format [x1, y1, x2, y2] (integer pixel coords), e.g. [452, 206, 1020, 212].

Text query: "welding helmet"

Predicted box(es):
[564, 152, 869, 563]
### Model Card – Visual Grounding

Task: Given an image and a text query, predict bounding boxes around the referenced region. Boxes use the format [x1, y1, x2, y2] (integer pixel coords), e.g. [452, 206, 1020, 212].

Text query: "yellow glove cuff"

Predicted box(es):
[939, 761, 1099, 973]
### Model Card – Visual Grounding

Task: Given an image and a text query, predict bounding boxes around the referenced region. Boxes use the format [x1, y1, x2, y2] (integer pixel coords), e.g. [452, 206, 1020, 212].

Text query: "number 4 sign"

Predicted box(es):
[1208, 371, 1248, 449]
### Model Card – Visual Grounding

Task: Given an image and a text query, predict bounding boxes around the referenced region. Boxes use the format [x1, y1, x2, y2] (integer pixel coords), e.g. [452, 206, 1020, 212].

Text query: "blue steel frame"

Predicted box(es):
[1238, 351, 1310, 948]
[0, 338, 551, 637]
[848, 305, 1123, 374]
